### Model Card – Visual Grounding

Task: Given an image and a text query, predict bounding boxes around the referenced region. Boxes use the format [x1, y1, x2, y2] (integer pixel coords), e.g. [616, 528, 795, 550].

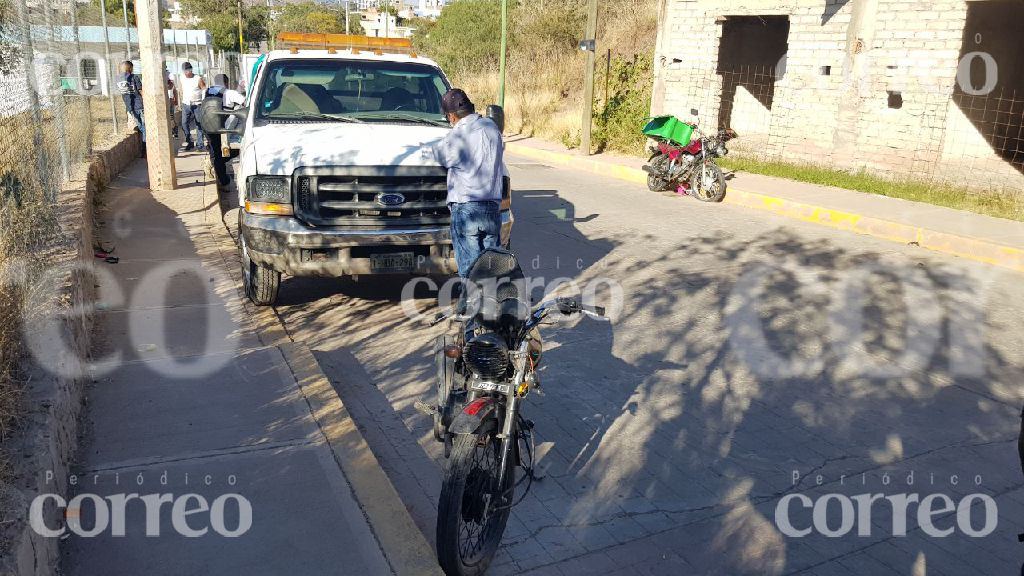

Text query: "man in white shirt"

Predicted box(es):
[178, 61, 207, 152]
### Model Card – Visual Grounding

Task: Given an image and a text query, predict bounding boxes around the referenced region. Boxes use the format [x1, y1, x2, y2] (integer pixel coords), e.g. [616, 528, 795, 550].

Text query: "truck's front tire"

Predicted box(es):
[246, 260, 280, 306]
[240, 237, 280, 306]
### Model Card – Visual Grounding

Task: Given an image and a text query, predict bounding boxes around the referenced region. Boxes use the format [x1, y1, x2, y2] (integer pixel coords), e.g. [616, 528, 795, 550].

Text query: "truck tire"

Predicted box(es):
[246, 260, 280, 307]
[240, 236, 280, 306]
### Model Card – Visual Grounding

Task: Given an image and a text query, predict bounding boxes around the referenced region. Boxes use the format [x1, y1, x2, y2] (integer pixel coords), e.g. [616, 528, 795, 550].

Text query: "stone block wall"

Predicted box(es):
[651, 0, 1024, 190]
[0, 131, 141, 576]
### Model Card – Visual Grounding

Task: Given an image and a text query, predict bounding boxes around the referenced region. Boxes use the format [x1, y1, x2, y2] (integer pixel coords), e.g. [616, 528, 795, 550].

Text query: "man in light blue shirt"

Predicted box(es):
[432, 89, 504, 277]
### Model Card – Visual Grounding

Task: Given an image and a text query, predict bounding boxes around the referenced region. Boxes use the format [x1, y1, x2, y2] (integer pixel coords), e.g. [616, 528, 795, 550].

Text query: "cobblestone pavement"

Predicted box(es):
[262, 158, 1024, 575]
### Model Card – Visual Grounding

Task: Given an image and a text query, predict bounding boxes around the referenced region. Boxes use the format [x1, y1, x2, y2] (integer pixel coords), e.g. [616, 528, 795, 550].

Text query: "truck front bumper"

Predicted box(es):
[241, 210, 513, 277]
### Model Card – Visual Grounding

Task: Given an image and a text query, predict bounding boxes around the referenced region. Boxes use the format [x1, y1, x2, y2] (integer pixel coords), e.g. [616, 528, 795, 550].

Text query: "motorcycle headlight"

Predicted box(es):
[464, 333, 509, 381]
[245, 176, 293, 216]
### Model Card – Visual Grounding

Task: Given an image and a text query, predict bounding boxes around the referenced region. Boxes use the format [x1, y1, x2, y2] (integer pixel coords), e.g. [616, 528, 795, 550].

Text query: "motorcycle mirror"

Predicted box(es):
[486, 105, 505, 134]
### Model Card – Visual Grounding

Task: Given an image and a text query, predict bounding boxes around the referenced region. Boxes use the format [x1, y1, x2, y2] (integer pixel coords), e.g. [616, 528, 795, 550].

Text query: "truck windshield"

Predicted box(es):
[256, 59, 451, 124]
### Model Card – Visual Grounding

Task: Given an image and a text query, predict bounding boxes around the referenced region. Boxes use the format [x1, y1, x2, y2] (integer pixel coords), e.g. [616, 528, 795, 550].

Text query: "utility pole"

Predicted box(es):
[121, 0, 131, 59]
[136, 0, 177, 190]
[237, 1, 245, 51]
[99, 0, 119, 133]
[344, 0, 350, 34]
[497, 0, 507, 108]
[384, 0, 390, 39]
[579, 0, 598, 155]
[267, 0, 275, 51]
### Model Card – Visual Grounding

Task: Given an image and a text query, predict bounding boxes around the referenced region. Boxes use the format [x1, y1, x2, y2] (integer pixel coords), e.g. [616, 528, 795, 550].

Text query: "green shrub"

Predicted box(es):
[592, 53, 652, 154]
[412, 0, 503, 77]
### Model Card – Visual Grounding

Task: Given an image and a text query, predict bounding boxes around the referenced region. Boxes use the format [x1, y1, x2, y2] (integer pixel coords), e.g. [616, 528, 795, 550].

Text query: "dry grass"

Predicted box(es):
[448, 0, 658, 147]
[0, 94, 117, 469]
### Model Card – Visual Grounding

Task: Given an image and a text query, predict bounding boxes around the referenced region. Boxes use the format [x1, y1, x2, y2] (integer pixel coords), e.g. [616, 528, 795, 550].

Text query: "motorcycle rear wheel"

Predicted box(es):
[646, 154, 672, 192]
[436, 423, 514, 576]
[691, 162, 727, 202]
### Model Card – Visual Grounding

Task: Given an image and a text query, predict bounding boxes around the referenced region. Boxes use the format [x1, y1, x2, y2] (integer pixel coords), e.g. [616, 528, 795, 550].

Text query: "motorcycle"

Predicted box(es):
[642, 108, 738, 202]
[417, 248, 607, 576]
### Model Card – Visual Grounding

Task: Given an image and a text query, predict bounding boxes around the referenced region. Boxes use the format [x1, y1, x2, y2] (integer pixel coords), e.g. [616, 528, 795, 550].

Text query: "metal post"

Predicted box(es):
[604, 48, 611, 106]
[498, 0, 507, 108]
[136, 0, 177, 189]
[171, 32, 179, 79]
[580, 0, 598, 155]
[42, 2, 71, 184]
[99, 0, 119, 133]
[237, 1, 244, 51]
[122, 0, 131, 60]
[193, 35, 202, 74]
[14, 0, 49, 197]
[70, 0, 92, 154]
[267, 0, 275, 50]
[344, 0, 350, 34]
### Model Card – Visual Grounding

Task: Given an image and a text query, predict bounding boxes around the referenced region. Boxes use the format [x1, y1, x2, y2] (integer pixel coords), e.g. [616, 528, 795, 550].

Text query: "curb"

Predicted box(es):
[506, 142, 1024, 274]
[279, 343, 442, 576]
[201, 178, 441, 575]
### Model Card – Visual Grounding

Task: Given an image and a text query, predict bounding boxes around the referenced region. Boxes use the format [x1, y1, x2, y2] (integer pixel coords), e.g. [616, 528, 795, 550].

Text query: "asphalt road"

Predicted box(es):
[254, 157, 1024, 575]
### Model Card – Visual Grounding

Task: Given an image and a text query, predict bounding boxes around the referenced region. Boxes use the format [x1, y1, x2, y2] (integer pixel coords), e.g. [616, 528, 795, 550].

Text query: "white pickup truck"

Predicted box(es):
[199, 47, 513, 305]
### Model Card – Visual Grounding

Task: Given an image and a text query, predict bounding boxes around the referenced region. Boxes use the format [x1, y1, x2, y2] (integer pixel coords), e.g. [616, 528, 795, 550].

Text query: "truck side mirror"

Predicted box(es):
[197, 97, 248, 136]
[486, 104, 505, 134]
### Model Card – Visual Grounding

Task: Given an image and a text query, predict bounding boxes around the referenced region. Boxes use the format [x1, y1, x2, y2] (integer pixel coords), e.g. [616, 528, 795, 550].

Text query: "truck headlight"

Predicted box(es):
[245, 176, 293, 216]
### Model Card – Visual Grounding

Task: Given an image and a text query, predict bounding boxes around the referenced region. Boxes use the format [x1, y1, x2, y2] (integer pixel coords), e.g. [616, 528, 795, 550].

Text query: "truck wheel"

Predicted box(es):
[246, 260, 280, 306]
[240, 238, 280, 306]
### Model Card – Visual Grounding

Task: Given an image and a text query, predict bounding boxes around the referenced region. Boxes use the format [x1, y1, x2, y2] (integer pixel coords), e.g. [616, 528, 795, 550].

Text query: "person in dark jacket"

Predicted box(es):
[204, 74, 246, 189]
[117, 61, 145, 156]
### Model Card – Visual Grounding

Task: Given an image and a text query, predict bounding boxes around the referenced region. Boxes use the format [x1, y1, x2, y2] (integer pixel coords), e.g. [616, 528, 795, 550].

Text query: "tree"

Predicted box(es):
[275, 2, 350, 35]
[91, 0, 137, 25]
[179, 0, 268, 52]
[411, 0, 502, 76]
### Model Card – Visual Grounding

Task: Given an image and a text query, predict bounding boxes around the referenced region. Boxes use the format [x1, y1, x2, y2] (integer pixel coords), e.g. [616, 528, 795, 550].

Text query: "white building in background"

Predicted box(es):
[359, 10, 415, 38]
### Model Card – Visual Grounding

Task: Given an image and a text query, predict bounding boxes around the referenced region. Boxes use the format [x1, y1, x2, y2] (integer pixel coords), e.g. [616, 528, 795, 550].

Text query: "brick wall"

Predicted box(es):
[651, 0, 1024, 191]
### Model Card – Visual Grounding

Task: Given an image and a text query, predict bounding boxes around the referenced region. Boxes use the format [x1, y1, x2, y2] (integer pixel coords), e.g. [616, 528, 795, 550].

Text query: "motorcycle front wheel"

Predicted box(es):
[691, 162, 727, 202]
[436, 422, 515, 576]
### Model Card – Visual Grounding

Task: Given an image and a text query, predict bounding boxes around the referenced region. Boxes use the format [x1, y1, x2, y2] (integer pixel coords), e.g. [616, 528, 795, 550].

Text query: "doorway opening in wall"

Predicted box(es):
[716, 16, 789, 151]
[949, 0, 1024, 179]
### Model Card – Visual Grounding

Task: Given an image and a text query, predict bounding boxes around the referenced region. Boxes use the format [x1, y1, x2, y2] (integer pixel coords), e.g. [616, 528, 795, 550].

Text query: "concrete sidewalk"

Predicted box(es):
[506, 137, 1024, 273]
[61, 152, 405, 575]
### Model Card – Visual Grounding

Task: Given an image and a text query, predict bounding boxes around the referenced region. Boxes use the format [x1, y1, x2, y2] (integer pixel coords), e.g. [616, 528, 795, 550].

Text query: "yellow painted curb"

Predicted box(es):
[505, 142, 1024, 274]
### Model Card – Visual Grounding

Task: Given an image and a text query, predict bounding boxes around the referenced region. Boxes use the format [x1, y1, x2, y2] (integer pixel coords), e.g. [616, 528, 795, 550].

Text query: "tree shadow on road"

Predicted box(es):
[544, 225, 1024, 574]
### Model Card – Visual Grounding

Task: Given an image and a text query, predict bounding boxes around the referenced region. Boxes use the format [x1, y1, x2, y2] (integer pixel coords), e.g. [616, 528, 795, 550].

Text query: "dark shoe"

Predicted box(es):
[181, 143, 194, 152]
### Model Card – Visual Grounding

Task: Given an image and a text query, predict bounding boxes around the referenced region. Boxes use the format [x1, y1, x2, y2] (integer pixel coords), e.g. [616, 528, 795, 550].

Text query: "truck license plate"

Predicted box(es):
[370, 252, 415, 273]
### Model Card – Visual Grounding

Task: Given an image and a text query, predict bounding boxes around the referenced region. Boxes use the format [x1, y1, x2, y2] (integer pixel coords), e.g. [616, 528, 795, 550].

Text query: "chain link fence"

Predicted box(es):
[0, 0, 143, 442]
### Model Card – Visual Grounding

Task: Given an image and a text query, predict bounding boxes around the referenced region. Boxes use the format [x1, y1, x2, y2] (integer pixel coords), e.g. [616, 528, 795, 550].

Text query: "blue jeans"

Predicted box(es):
[450, 201, 501, 277]
[181, 103, 204, 147]
[128, 107, 145, 142]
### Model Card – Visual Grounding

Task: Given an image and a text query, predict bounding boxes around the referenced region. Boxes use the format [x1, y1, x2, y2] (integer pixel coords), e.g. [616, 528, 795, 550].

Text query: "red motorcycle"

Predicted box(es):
[642, 109, 737, 202]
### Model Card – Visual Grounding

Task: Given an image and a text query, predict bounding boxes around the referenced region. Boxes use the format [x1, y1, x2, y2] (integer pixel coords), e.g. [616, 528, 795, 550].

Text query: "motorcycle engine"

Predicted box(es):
[670, 155, 694, 177]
